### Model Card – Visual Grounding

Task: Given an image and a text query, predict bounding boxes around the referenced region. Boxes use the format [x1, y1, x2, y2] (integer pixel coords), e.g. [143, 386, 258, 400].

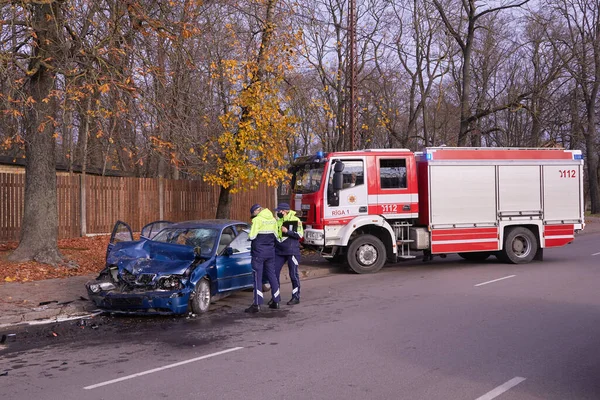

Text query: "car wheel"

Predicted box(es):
[501, 227, 538, 264]
[458, 252, 491, 262]
[347, 234, 386, 274]
[191, 278, 211, 314]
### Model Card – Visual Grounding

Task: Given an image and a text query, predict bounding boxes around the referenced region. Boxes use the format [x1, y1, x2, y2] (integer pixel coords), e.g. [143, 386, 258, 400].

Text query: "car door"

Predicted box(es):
[215, 226, 252, 292]
[141, 220, 173, 240]
[106, 221, 133, 261]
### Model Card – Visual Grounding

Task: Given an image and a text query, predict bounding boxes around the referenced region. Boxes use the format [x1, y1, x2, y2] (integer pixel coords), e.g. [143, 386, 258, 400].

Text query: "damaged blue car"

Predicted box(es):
[86, 220, 254, 314]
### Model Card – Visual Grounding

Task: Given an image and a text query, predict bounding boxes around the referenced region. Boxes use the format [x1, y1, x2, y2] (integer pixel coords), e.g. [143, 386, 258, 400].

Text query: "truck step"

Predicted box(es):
[398, 255, 416, 260]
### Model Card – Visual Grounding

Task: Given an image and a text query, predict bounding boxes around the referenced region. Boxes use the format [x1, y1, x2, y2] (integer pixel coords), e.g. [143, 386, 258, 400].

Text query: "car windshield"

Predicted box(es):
[153, 228, 219, 255]
[294, 163, 325, 194]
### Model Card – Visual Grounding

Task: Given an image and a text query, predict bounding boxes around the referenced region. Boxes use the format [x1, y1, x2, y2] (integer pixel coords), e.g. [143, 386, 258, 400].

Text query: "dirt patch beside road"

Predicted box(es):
[0, 236, 109, 283]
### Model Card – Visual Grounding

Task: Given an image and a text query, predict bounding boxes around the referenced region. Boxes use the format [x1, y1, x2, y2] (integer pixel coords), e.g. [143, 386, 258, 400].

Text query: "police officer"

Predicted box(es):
[246, 204, 281, 313]
[274, 203, 303, 305]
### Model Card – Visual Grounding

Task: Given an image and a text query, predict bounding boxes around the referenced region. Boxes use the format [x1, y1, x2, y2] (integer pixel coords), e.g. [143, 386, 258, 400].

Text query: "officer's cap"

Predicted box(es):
[250, 203, 262, 214]
[275, 203, 290, 211]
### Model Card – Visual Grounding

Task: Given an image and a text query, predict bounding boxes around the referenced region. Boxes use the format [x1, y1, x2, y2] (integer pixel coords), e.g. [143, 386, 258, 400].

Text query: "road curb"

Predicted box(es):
[282, 264, 341, 284]
[0, 301, 98, 329]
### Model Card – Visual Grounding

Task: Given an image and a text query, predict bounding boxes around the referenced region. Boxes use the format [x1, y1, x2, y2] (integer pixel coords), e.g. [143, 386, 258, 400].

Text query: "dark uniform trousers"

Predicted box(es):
[275, 254, 301, 299]
[252, 256, 280, 305]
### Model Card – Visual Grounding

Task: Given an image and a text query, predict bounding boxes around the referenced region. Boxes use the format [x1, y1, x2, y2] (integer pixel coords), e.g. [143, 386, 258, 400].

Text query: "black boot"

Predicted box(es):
[287, 297, 300, 305]
[267, 298, 274, 306]
[245, 304, 260, 313]
[268, 302, 280, 309]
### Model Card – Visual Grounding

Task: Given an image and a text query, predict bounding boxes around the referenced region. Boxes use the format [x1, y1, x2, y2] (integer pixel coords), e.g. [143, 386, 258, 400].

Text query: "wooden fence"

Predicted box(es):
[0, 172, 275, 242]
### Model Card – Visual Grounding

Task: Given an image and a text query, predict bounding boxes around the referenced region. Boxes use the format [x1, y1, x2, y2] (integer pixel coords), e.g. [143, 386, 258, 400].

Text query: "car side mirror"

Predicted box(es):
[224, 247, 234, 256]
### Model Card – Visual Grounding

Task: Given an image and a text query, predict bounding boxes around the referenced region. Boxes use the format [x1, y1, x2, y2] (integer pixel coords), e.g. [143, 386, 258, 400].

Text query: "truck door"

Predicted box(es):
[324, 158, 368, 220]
[375, 157, 418, 218]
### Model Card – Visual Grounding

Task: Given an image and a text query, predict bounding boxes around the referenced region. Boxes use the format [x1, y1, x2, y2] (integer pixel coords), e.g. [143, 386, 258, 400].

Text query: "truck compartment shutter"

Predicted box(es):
[498, 165, 541, 216]
[429, 165, 496, 226]
[543, 165, 582, 222]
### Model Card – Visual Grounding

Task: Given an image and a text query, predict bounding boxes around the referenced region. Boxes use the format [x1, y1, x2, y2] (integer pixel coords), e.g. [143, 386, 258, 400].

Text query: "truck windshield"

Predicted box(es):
[294, 164, 325, 194]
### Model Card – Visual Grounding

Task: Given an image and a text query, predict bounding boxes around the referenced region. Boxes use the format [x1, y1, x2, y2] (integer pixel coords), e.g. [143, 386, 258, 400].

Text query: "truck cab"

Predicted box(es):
[291, 150, 419, 273]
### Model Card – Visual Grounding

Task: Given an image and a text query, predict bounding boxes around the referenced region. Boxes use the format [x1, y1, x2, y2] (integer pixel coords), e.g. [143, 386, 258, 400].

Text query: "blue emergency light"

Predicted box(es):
[316, 151, 325, 158]
[425, 152, 433, 161]
[573, 153, 583, 160]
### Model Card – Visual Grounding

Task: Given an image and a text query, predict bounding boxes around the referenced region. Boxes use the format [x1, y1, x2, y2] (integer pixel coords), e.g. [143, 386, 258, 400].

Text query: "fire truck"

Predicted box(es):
[290, 147, 585, 274]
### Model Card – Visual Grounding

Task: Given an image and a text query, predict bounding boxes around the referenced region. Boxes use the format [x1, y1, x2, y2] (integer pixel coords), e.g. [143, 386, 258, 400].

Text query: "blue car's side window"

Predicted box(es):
[217, 227, 236, 254]
[228, 231, 251, 254]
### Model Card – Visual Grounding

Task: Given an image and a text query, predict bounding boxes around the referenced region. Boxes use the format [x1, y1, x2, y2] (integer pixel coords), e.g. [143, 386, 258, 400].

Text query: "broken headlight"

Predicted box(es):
[158, 275, 183, 290]
[89, 282, 116, 293]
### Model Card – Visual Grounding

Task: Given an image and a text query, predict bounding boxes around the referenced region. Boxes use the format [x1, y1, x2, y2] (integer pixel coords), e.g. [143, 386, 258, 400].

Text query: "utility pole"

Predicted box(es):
[346, 0, 357, 151]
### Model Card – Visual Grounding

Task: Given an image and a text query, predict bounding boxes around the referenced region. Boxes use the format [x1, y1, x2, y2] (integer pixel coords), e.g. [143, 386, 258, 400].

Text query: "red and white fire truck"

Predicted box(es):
[290, 147, 585, 273]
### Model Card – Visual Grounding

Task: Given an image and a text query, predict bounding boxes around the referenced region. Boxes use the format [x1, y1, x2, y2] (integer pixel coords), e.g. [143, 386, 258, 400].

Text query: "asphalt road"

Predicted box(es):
[2, 232, 600, 400]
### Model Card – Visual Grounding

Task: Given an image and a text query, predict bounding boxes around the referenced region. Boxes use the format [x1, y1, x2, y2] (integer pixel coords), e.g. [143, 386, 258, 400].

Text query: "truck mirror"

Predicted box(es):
[333, 171, 343, 191]
[333, 161, 345, 173]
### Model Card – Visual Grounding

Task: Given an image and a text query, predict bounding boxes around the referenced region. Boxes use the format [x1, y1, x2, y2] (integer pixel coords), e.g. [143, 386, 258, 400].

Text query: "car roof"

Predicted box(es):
[166, 220, 248, 229]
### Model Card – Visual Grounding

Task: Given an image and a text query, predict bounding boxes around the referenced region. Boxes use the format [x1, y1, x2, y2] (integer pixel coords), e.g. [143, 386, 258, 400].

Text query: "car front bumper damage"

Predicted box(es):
[86, 283, 192, 315]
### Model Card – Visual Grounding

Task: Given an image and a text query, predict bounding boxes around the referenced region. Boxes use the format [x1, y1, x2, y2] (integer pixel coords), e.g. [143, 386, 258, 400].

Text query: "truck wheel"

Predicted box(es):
[501, 227, 538, 264]
[347, 234, 386, 274]
[458, 252, 491, 262]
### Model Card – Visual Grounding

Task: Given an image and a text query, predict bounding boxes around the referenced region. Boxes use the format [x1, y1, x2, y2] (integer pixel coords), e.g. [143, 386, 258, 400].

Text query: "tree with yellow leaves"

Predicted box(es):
[202, 0, 299, 218]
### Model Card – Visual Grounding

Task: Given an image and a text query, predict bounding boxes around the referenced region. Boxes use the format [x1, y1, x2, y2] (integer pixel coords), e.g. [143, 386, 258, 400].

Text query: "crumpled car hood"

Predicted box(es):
[107, 239, 199, 275]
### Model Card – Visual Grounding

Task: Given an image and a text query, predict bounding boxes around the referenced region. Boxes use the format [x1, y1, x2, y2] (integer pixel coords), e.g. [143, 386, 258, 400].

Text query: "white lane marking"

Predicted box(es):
[475, 377, 526, 400]
[474, 275, 516, 287]
[592, 252, 600, 256]
[84, 347, 243, 390]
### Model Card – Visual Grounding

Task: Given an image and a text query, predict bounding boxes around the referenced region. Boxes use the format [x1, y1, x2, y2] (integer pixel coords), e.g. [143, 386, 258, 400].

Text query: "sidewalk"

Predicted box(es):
[0, 261, 339, 328]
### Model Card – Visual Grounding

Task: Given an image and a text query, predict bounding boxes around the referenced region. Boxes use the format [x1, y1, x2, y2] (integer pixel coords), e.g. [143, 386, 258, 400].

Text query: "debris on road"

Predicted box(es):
[0, 334, 16, 344]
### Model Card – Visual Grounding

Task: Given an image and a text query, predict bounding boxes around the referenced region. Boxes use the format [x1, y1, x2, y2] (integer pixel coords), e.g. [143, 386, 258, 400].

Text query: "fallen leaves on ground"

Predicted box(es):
[0, 236, 110, 283]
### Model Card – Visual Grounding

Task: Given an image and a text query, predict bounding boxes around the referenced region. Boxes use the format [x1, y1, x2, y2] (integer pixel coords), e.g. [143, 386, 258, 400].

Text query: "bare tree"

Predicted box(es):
[546, 0, 600, 213]
[431, 0, 531, 146]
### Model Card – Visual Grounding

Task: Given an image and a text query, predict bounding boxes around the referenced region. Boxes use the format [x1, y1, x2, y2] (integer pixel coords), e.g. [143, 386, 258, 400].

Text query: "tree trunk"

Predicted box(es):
[586, 102, 600, 213]
[458, 23, 475, 147]
[9, 2, 63, 265]
[215, 186, 232, 219]
[80, 96, 91, 237]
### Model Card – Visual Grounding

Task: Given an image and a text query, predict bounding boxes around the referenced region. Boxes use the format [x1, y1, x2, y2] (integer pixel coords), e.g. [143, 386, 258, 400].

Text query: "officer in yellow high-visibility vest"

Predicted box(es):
[274, 203, 303, 305]
[245, 204, 281, 313]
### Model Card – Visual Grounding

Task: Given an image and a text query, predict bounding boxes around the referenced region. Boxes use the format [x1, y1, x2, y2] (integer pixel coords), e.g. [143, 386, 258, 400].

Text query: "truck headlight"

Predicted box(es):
[307, 231, 324, 240]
